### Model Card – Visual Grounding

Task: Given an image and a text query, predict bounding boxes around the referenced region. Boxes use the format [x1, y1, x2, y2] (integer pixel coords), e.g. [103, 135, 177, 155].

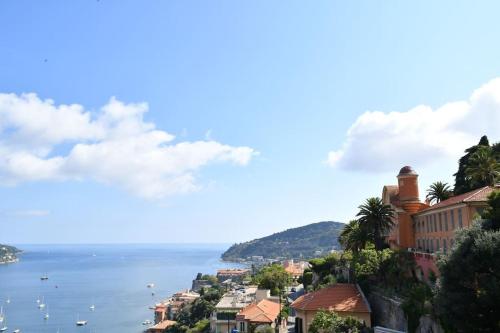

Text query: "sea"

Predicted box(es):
[0, 244, 244, 333]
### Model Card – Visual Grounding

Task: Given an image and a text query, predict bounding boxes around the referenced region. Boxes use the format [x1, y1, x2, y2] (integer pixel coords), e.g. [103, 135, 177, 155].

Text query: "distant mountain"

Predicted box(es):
[0, 244, 21, 264]
[221, 221, 345, 261]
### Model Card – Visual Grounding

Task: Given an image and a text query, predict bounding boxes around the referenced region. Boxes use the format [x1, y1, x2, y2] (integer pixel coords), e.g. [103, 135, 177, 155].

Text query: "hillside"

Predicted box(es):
[221, 221, 344, 261]
[0, 244, 21, 264]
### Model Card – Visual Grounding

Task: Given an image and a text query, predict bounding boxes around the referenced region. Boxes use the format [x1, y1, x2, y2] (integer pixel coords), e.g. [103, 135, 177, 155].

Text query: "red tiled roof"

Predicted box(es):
[237, 299, 281, 323]
[291, 284, 370, 313]
[417, 186, 498, 213]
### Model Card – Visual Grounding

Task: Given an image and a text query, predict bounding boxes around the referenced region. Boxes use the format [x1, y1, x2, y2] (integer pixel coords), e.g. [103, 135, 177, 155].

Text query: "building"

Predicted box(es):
[210, 286, 258, 333]
[283, 260, 309, 281]
[382, 165, 499, 279]
[236, 299, 282, 333]
[290, 283, 371, 333]
[216, 269, 250, 283]
[154, 290, 200, 323]
[147, 320, 177, 333]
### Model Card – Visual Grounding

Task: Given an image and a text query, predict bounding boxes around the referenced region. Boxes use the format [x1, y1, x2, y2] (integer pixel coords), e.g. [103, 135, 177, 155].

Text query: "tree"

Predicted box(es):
[308, 310, 364, 333]
[253, 264, 291, 295]
[454, 135, 490, 195]
[426, 181, 452, 204]
[465, 146, 500, 188]
[338, 220, 369, 255]
[436, 224, 500, 332]
[356, 197, 395, 251]
[482, 190, 500, 231]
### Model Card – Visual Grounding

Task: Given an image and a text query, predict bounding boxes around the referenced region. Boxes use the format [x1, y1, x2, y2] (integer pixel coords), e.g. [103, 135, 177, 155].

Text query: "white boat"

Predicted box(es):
[5, 298, 10, 304]
[38, 297, 45, 309]
[76, 314, 87, 326]
[44, 305, 49, 320]
[142, 319, 152, 325]
[0, 306, 4, 323]
[0, 317, 6, 332]
[13, 329, 20, 333]
[147, 283, 155, 288]
[89, 304, 95, 311]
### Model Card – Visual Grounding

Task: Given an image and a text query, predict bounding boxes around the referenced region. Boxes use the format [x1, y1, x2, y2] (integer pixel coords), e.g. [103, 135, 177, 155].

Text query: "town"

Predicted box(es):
[144, 136, 500, 333]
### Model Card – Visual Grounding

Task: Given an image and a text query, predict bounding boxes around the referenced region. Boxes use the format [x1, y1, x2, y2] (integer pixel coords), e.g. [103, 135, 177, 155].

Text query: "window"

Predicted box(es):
[426, 216, 429, 232]
[444, 212, 448, 231]
[295, 318, 303, 333]
[458, 208, 463, 228]
[240, 322, 245, 332]
[433, 214, 437, 232]
[439, 213, 442, 231]
[451, 210, 455, 229]
[430, 239, 434, 252]
[443, 239, 447, 254]
[436, 239, 440, 251]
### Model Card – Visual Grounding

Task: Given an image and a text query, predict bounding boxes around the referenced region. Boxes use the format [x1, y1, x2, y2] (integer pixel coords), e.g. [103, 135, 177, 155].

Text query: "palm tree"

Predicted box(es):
[356, 197, 395, 251]
[338, 220, 369, 255]
[426, 181, 452, 204]
[466, 146, 500, 188]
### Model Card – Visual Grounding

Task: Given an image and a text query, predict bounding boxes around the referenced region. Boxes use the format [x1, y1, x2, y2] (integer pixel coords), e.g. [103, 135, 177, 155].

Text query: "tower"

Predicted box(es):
[396, 166, 421, 249]
[397, 166, 420, 203]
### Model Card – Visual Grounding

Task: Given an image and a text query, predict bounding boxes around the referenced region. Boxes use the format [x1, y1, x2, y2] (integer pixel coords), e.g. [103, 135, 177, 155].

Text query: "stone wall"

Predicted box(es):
[367, 291, 407, 332]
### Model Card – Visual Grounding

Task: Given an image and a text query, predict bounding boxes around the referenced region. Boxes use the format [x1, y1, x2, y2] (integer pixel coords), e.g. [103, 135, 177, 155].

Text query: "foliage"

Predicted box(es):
[221, 221, 345, 261]
[308, 310, 364, 333]
[426, 181, 452, 204]
[436, 224, 500, 332]
[465, 146, 500, 187]
[401, 283, 433, 333]
[174, 286, 223, 328]
[254, 325, 275, 333]
[187, 319, 210, 333]
[253, 264, 291, 295]
[481, 190, 500, 231]
[356, 197, 395, 251]
[338, 220, 369, 255]
[165, 323, 189, 333]
[300, 269, 313, 290]
[454, 135, 491, 195]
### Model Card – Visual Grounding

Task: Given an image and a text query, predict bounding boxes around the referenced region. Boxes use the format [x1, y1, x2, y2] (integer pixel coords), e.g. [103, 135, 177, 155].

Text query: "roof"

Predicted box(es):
[149, 320, 177, 330]
[291, 284, 370, 313]
[217, 269, 250, 275]
[416, 185, 498, 213]
[398, 166, 417, 176]
[284, 264, 304, 276]
[237, 299, 281, 323]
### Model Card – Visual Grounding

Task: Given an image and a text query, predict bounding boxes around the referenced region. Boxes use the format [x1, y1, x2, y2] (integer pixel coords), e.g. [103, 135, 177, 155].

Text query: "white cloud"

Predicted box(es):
[0, 93, 256, 198]
[327, 78, 500, 172]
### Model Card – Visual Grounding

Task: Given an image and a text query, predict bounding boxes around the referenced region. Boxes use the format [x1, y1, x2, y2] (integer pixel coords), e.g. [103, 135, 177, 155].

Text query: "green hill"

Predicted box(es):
[221, 221, 345, 261]
[0, 244, 21, 264]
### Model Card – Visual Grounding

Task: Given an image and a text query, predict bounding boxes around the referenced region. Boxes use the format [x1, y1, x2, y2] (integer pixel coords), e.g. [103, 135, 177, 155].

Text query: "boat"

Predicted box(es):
[147, 283, 155, 288]
[40, 274, 48, 281]
[76, 314, 87, 326]
[44, 305, 49, 320]
[5, 298, 9, 304]
[89, 304, 95, 311]
[0, 317, 6, 332]
[38, 297, 45, 309]
[142, 319, 152, 325]
[13, 330, 20, 333]
[0, 306, 4, 323]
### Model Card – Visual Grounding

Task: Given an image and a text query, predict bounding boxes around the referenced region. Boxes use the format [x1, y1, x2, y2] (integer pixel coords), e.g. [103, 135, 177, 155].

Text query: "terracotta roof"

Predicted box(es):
[285, 265, 304, 276]
[417, 186, 499, 213]
[149, 320, 177, 330]
[291, 284, 370, 313]
[237, 299, 281, 323]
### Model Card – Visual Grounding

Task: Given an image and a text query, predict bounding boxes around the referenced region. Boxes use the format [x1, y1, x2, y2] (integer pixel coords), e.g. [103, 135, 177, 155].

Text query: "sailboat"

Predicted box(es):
[0, 306, 4, 323]
[38, 297, 45, 309]
[44, 305, 49, 320]
[0, 317, 6, 332]
[40, 273, 49, 281]
[89, 297, 95, 311]
[5, 298, 9, 304]
[75, 314, 87, 326]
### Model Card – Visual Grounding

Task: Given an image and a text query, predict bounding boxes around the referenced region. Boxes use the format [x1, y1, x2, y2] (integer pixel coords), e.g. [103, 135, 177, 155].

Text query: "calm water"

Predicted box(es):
[0, 244, 242, 333]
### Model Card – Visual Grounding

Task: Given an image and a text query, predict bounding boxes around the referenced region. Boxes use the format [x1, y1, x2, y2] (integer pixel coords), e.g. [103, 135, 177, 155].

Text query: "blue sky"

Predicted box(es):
[1, 1, 499, 244]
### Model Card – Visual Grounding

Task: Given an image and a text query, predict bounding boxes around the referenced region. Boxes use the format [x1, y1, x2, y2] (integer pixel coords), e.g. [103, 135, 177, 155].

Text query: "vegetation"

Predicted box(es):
[338, 220, 368, 255]
[454, 135, 500, 195]
[436, 223, 500, 332]
[356, 197, 395, 251]
[252, 264, 291, 295]
[426, 181, 452, 204]
[308, 310, 365, 333]
[221, 221, 344, 261]
[482, 190, 500, 231]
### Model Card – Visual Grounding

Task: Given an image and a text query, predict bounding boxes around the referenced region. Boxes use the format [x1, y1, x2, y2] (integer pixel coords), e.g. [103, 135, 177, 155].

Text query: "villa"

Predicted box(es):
[382, 166, 499, 279]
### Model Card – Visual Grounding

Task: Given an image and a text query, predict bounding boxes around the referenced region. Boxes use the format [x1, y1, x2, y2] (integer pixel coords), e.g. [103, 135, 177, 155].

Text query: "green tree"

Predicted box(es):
[253, 264, 291, 295]
[465, 146, 500, 188]
[482, 190, 500, 231]
[187, 319, 210, 333]
[356, 197, 395, 251]
[426, 181, 452, 204]
[436, 224, 500, 332]
[454, 135, 490, 195]
[308, 310, 364, 333]
[338, 220, 369, 255]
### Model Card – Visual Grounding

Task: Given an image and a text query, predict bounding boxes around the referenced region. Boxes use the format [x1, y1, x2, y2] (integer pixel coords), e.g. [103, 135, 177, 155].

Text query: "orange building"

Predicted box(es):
[382, 166, 499, 279]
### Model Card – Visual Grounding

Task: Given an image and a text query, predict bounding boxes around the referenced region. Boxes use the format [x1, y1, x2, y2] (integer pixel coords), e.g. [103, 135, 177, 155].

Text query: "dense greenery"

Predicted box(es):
[435, 190, 500, 332]
[166, 283, 224, 333]
[356, 197, 395, 251]
[426, 181, 452, 204]
[252, 264, 291, 295]
[338, 220, 368, 256]
[222, 221, 344, 261]
[454, 135, 500, 195]
[308, 310, 365, 333]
